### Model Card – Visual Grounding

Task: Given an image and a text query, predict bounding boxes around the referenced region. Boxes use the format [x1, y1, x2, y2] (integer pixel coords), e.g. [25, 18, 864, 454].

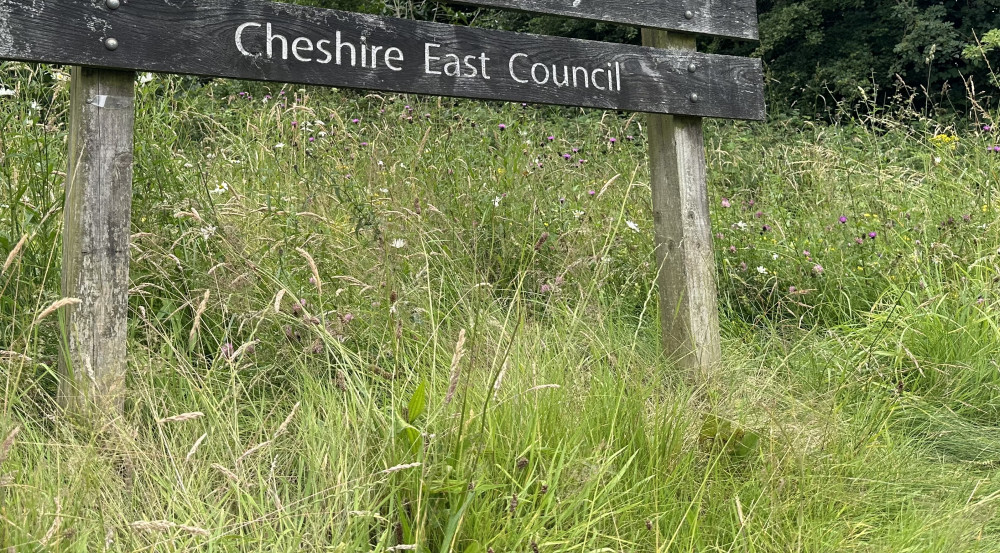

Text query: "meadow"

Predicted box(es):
[1, 62, 1000, 552]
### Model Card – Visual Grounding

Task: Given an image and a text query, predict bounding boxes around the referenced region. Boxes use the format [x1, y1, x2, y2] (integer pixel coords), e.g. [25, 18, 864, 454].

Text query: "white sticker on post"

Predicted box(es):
[88, 95, 108, 107]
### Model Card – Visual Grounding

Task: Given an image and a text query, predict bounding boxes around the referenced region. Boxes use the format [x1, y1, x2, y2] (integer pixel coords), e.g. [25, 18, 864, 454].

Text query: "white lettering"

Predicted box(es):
[531, 63, 550, 85]
[266, 23, 288, 60]
[292, 37, 314, 62]
[385, 47, 404, 71]
[336, 31, 356, 66]
[235, 22, 261, 57]
[592, 68, 605, 90]
[316, 39, 333, 64]
[425, 43, 442, 75]
[509, 53, 529, 83]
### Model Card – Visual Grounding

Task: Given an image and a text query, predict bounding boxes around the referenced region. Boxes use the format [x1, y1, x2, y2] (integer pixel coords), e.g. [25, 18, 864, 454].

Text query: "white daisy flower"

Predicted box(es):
[626, 220, 640, 233]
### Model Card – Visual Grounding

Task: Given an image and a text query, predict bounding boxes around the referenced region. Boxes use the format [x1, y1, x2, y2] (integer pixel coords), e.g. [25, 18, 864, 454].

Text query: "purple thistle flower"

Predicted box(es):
[291, 121, 298, 127]
[761, 224, 771, 232]
[499, 124, 507, 130]
[984, 125, 992, 132]
[609, 137, 617, 144]
[729, 245, 737, 253]
[563, 154, 572, 160]
[754, 211, 764, 219]
[588, 189, 596, 196]
[721, 197, 731, 208]
[868, 231, 877, 239]
[343, 313, 355, 323]
[540, 284, 552, 293]
[221, 342, 235, 359]
[813, 264, 824, 275]
[547, 135, 555, 141]
[839, 215, 848, 224]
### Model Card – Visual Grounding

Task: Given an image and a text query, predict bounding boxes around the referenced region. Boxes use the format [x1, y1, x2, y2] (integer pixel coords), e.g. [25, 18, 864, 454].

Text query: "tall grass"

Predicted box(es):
[1, 63, 999, 551]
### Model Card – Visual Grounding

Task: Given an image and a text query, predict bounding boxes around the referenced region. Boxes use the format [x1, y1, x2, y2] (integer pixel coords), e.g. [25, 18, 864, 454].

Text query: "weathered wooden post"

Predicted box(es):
[59, 66, 135, 416]
[642, 29, 722, 380]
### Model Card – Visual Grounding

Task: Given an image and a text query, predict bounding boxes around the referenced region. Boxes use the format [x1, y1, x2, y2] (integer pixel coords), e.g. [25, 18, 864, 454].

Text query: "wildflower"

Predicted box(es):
[308, 136, 315, 142]
[498, 124, 507, 130]
[0, 88, 14, 97]
[868, 232, 877, 239]
[609, 137, 617, 144]
[351, 118, 360, 123]
[547, 135, 555, 141]
[572, 148, 579, 153]
[626, 220, 640, 233]
[343, 313, 355, 323]
[984, 125, 993, 132]
[813, 264, 824, 275]
[855, 237, 864, 245]
[803, 250, 811, 257]
[771, 253, 779, 260]
[559, 196, 566, 204]
[360, 142, 368, 146]
[540, 284, 552, 293]
[391, 239, 406, 249]
[839, 215, 848, 224]
[220, 342, 235, 359]
[493, 196, 502, 207]
[754, 211, 763, 218]
[137, 73, 154, 85]
[756, 266, 768, 274]
[626, 135, 634, 140]
[588, 190, 596, 197]
[563, 154, 572, 160]
[728, 245, 737, 253]
[739, 262, 748, 271]
[789, 286, 797, 293]
[721, 197, 731, 208]
[761, 224, 771, 232]
[274, 143, 285, 149]
[210, 181, 230, 195]
[291, 121, 298, 127]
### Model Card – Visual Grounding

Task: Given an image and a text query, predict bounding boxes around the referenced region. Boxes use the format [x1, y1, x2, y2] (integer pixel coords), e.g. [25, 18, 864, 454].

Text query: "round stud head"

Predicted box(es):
[684, 10, 694, 20]
[106, 0, 121, 9]
[104, 37, 119, 51]
[689, 93, 699, 103]
[688, 63, 697, 73]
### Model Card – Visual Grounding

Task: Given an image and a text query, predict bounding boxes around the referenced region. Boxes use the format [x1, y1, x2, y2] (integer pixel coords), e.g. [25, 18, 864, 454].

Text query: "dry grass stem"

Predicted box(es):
[274, 289, 286, 313]
[40, 497, 61, 546]
[33, 298, 81, 324]
[211, 463, 238, 481]
[157, 412, 204, 424]
[296, 247, 322, 294]
[445, 329, 467, 405]
[189, 290, 211, 343]
[1, 233, 28, 275]
[0, 426, 20, 464]
[383, 462, 421, 474]
[130, 520, 210, 537]
[186, 433, 207, 463]
[273, 402, 301, 439]
[236, 440, 271, 465]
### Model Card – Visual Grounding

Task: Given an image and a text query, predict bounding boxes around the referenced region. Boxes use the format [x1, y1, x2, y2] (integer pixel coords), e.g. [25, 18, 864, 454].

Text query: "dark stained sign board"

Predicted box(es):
[446, 0, 759, 41]
[0, 0, 764, 119]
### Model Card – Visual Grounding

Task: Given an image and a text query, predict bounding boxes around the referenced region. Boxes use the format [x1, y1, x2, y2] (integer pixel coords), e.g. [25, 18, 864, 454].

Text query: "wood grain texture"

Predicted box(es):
[643, 29, 722, 380]
[445, 0, 758, 40]
[0, 0, 764, 119]
[58, 67, 135, 417]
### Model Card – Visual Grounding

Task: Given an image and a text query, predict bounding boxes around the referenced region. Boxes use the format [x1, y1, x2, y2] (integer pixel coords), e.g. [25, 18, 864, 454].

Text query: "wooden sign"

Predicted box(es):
[0, 0, 765, 417]
[445, 0, 759, 41]
[0, 0, 764, 120]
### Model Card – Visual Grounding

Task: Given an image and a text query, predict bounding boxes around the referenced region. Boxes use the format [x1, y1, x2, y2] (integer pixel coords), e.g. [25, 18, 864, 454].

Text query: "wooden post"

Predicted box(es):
[58, 67, 135, 417]
[642, 29, 722, 381]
